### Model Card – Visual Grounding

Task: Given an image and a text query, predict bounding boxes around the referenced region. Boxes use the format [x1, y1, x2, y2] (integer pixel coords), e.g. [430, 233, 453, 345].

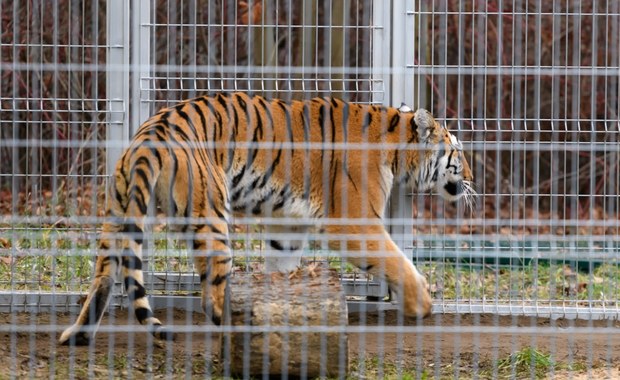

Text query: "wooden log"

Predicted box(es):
[222, 263, 349, 378]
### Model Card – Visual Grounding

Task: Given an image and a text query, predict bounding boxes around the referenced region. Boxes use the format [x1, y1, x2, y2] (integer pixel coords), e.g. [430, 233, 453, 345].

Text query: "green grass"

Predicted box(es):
[3, 226, 620, 311]
[349, 348, 592, 380]
[0, 343, 599, 380]
[497, 347, 554, 379]
[420, 261, 620, 307]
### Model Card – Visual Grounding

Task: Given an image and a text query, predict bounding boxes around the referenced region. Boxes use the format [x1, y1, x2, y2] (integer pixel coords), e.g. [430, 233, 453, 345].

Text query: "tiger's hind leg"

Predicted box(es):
[193, 219, 233, 325]
[121, 228, 173, 341]
[59, 228, 121, 346]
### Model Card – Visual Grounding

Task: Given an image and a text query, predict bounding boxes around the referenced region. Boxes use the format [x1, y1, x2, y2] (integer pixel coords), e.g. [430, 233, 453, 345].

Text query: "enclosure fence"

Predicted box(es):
[1, 0, 620, 378]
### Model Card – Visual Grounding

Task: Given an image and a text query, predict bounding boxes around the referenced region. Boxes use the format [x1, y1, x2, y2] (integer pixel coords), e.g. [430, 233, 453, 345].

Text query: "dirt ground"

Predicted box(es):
[2, 309, 620, 379]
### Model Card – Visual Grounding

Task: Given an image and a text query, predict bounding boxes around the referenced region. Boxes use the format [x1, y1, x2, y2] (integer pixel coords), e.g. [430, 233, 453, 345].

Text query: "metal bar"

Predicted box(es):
[106, 0, 130, 175]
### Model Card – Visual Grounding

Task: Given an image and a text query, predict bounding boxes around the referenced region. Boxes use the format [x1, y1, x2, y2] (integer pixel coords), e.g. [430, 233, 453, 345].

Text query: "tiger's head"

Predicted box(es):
[398, 107, 476, 210]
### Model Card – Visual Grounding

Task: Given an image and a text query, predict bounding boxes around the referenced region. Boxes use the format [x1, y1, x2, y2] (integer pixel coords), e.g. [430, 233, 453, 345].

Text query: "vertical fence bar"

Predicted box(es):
[106, 0, 130, 175]
[131, 0, 153, 135]
[388, 0, 414, 263]
[372, 0, 389, 105]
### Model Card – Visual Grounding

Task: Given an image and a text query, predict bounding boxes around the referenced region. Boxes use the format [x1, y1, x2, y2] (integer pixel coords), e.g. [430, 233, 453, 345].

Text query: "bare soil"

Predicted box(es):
[2, 309, 620, 379]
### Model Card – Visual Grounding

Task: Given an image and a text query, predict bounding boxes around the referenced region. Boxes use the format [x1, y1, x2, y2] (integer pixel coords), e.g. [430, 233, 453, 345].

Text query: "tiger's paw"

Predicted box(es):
[397, 269, 433, 319]
[202, 298, 223, 326]
[59, 326, 91, 346]
[149, 324, 176, 342]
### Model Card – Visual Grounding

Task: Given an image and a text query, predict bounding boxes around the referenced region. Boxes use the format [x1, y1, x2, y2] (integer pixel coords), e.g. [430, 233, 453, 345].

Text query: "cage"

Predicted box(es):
[1, 0, 619, 378]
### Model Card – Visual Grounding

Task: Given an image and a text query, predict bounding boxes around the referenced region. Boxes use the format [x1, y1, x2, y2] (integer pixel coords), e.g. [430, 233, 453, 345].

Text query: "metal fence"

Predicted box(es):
[1, 0, 620, 378]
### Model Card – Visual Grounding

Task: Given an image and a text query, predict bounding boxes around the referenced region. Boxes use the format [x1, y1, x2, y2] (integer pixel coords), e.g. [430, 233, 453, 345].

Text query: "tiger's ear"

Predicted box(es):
[398, 102, 413, 113]
[414, 108, 436, 142]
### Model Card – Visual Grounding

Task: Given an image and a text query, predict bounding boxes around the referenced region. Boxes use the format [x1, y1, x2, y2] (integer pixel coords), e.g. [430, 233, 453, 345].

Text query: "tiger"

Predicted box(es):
[59, 92, 475, 345]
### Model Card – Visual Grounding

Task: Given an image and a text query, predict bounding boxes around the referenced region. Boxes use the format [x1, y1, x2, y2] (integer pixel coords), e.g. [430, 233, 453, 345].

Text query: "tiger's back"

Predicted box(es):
[128, 92, 421, 220]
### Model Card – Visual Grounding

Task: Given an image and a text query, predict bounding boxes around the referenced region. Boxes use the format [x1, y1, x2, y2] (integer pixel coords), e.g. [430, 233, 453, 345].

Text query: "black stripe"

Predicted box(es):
[133, 167, 151, 194]
[269, 239, 285, 251]
[134, 156, 155, 178]
[388, 114, 400, 133]
[275, 101, 292, 139]
[216, 93, 228, 109]
[122, 254, 143, 271]
[244, 100, 263, 168]
[231, 165, 246, 189]
[362, 111, 373, 133]
[207, 98, 224, 139]
[318, 103, 326, 141]
[342, 102, 349, 141]
[122, 223, 144, 245]
[431, 167, 439, 182]
[250, 190, 272, 215]
[188, 100, 208, 138]
[114, 182, 125, 212]
[330, 97, 339, 108]
[257, 97, 274, 132]
[329, 158, 339, 213]
[168, 148, 179, 216]
[127, 186, 147, 215]
[273, 185, 290, 211]
[235, 94, 251, 126]
[347, 170, 359, 192]
[329, 104, 336, 146]
[148, 145, 163, 170]
[135, 307, 154, 322]
[370, 203, 382, 219]
[211, 273, 230, 286]
[124, 277, 147, 301]
[165, 118, 193, 143]
[231, 100, 239, 138]
[199, 272, 208, 283]
[175, 106, 200, 140]
[300, 102, 314, 200]
[100, 255, 119, 269]
[302, 102, 311, 142]
[446, 149, 458, 171]
[258, 145, 283, 188]
[410, 116, 417, 131]
[253, 104, 264, 140]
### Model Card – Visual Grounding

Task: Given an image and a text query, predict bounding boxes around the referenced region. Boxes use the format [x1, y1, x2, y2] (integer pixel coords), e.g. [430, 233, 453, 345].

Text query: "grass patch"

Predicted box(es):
[3, 226, 620, 312]
[349, 348, 592, 380]
[497, 347, 554, 379]
[421, 261, 620, 307]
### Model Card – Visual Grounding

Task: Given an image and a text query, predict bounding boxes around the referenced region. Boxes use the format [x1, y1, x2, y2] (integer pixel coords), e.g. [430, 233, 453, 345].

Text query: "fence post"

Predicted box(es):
[106, 0, 130, 175]
[387, 0, 416, 262]
[372, 0, 389, 105]
[130, 0, 153, 136]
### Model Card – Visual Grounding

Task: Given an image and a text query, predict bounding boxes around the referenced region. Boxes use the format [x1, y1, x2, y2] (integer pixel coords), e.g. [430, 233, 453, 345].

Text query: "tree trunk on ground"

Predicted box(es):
[222, 264, 349, 378]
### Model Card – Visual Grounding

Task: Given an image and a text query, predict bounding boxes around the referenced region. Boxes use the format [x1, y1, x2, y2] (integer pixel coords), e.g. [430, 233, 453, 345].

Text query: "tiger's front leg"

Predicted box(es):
[193, 222, 233, 325]
[326, 224, 432, 318]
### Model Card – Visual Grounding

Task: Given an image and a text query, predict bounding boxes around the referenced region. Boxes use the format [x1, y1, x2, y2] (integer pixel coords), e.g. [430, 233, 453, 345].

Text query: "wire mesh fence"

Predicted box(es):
[1, 0, 620, 378]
